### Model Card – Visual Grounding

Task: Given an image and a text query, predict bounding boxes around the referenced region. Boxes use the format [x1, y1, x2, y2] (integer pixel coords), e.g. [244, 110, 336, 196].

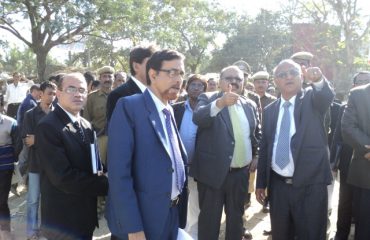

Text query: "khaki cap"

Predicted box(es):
[252, 71, 270, 81]
[233, 60, 251, 75]
[290, 51, 313, 61]
[97, 66, 115, 76]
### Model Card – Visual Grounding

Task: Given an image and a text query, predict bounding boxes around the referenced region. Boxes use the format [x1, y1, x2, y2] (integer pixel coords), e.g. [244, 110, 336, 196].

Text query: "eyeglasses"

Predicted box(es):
[222, 77, 243, 83]
[62, 86, 88, 95]
[188, 82, 205, 90]
[276, 69, 300, 79]
[158, 69, 185, 78]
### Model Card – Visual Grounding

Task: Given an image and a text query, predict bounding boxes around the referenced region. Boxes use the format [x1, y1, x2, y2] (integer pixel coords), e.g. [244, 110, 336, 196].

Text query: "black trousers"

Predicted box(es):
[353, 186, 370, 240]
[197, 167, 249, 240]
[0, 169, 13, 231]
[335, 169, 353, 240]
[269, 171, 328, 240]
[6, 103, 20, 119]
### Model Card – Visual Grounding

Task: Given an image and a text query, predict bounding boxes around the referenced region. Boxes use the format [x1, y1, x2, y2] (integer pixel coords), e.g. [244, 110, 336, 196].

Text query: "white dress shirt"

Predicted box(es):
[271, 96, 296, 177]
[147, 89, 181, 199]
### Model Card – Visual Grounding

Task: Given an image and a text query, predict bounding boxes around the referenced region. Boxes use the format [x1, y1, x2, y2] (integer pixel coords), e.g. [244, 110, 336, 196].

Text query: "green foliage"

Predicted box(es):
[204, 9, 292, 74]
[0, 47, 58, 77]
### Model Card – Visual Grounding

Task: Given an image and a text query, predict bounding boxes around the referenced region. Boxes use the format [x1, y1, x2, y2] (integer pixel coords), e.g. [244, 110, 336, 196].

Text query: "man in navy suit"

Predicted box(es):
[106, 50, 187, 240]
[256, 59, 334, 240]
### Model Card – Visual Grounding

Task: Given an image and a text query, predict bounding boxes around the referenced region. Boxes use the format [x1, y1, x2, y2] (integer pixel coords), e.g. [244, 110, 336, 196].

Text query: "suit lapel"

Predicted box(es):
[294, 90, 304, 129]
[143, 91, 171, 158]
[272, 99, 280, 134]
[54, 105, 87, 148]
[218, 92, 234, 138]
[240, 98, 255, 131]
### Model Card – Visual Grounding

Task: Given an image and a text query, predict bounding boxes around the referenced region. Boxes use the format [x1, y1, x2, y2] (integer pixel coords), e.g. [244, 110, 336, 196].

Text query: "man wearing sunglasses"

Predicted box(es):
[191, 65, 261, 240]
[256, 59, 334, 240]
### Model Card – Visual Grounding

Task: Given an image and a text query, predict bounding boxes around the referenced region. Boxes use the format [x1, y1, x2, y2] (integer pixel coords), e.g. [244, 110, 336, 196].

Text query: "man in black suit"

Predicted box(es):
[191, 66, 261, 240]
[35, 73, 108, 240]
[106, 45, 157, 121]
[332, 71, 370, 240]
[256, 59, 334, 240]
[341, 80, 370, 240]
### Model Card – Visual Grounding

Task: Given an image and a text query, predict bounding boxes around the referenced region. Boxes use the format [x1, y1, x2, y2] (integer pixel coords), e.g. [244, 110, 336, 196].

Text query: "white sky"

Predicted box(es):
[0, 0, 369, 60]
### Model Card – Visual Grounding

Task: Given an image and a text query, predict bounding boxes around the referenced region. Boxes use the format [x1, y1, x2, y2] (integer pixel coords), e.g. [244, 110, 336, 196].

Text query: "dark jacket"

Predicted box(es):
[106, 77, 141, 122]
[22, 104, 52, 173]
[35, 105, 108, 239]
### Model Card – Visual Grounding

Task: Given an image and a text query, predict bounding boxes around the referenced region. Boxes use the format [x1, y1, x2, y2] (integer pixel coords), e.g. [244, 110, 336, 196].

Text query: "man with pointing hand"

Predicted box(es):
[191, 65, 261, 240]
[256, 59, 334, 240]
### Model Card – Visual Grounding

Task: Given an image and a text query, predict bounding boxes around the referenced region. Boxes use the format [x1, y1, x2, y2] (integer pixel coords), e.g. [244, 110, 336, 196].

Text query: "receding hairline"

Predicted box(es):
[58, 72, 86, 89]
[273, 59, 302, 77]
[220, 66, 243, 79]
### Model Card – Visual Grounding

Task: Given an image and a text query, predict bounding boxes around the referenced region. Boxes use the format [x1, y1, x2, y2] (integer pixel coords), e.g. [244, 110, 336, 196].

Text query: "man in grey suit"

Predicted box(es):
[256, 59, 334, 240]
[191, 66, 261, 240]
[341, 82, 370, 240]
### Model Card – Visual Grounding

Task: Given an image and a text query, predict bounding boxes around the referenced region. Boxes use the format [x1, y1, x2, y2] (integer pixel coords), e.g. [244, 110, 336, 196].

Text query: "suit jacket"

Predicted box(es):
[256, 80, 335, 190]
[329, 105, 353, 175]
[22, 104, 52, 173]
[35, 105, 108, 239]
[172, 101, 186, 129]
[106, 90, 188, 240]
[190, 91, 261, 189]
[106, 77, 141, 122]
[341, 84, 370, 189]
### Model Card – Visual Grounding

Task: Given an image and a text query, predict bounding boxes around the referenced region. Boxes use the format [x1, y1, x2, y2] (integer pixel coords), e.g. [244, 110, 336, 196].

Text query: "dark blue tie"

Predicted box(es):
[73, 121, 85, 143]
[162, 108, 185, 192]
[275, 101, 291, 169]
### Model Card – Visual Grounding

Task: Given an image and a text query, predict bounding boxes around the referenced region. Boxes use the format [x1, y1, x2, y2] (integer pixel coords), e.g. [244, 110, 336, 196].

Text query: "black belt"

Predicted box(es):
[170, 196, 180, 207]
[272, 170, 293, 184]
[229, 165, 248, 172]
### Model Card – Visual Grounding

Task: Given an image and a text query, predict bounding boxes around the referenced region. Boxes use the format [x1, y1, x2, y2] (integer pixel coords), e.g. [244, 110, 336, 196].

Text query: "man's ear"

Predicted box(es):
[148, 69, 157, 83]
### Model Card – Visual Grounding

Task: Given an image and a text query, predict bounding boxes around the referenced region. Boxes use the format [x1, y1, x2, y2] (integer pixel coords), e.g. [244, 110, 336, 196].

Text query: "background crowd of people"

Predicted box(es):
[0, 45, 369, 240]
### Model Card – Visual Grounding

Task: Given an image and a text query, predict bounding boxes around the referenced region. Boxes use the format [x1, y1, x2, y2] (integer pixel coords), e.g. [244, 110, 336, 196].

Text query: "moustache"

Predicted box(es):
[230, 83, 239, 89]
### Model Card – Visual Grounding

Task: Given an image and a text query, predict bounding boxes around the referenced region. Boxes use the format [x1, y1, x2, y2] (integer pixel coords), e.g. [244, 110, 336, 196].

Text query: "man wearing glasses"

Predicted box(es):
[35, 73, 108, 239]
[106, 50, 188, 240]
[256, 59, 334, 240]
[172, 74, 207, 239]
[191, 66, 261, 240]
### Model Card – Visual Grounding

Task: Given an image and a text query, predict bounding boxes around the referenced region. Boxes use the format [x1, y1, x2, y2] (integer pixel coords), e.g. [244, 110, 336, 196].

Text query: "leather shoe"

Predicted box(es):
[262, 205, 269, 213]
[263, 229, 272, 236]
[242, 229, 253, 240]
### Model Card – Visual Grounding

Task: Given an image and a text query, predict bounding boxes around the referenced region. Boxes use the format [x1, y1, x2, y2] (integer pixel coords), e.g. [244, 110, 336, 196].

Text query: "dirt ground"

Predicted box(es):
[8, 179, 353, 240]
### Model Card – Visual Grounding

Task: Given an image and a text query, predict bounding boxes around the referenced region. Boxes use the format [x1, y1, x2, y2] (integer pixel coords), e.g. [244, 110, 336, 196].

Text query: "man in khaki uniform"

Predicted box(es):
[252, 71, 277, 117]
[83, 66, 114, 165]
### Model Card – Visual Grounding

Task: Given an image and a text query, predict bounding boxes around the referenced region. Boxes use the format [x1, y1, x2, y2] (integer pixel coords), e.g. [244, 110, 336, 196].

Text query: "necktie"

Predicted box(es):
[229, 105, 246, 167]
[162, 108, 185, 192]
[275, 101, 291, 169]
[73, 121, 85, 143]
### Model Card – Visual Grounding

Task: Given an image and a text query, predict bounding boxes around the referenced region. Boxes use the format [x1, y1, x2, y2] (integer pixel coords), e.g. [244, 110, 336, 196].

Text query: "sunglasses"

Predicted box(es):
[276, 69, 300, 79]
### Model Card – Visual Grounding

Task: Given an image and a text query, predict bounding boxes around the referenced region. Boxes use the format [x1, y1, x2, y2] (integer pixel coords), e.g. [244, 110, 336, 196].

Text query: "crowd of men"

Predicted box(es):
[0, 45, 369, 240]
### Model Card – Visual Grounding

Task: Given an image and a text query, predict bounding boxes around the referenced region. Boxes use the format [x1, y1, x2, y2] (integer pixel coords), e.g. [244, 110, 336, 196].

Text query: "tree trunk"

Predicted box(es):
[36, 49, 48, 82]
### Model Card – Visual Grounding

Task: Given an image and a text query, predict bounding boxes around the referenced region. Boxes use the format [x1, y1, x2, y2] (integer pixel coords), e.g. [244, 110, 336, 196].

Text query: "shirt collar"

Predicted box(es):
[184, 100, 193, 112]
[280, 95, 296, 109]
[147, 89, 172, 115]
[57, 103, 80, 123]
[131, 76, 147, 93]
